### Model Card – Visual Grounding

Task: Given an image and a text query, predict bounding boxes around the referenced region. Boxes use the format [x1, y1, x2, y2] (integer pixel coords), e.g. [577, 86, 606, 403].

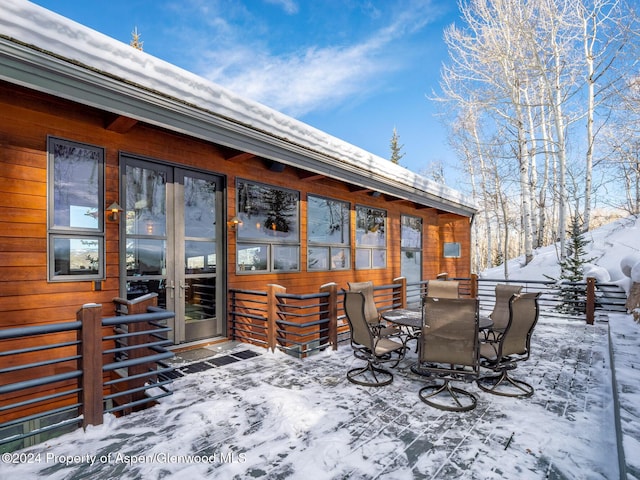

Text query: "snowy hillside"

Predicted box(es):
[481, 215, 640, 295]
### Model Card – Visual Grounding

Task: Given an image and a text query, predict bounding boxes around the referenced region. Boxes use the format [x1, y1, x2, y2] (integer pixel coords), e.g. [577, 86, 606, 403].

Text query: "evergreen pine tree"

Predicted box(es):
[130, 27, 144, 51]
[556, 213, 595, 314]
[390, 127, 405, 165]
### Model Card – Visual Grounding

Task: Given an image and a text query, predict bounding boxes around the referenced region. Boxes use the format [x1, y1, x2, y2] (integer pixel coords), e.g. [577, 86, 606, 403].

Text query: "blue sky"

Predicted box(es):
[30, 0, 462, 181]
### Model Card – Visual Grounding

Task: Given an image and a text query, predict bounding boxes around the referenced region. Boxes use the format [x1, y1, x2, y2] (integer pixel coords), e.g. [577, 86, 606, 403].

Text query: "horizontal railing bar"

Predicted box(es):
[104, 367, 177, 386]
[102, 310, 175, 326]
[103, 378, 173, 401]
[103, 351, 174, 372]
[0, 414, 82, 447]
[104, 339, 173, 355]
[0, 355, 81, 375]
[104, 391, 173, 415]
[103, 327, 171, 341]
[0, 321, 81, 340]
[0, 340, 80, 357]
[0, 388, 81, 413]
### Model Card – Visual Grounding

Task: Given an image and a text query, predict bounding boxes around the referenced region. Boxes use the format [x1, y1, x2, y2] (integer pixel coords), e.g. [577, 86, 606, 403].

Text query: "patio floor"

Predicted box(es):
[3, 314, 636, 479]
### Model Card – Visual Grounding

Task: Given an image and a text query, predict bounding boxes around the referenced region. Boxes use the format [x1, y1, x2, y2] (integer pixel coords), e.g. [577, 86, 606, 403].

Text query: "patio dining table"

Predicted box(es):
[381, 306, 494, 375]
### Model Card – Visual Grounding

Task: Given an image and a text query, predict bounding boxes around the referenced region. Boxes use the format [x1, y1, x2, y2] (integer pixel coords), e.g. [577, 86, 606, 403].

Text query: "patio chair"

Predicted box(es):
[426, 279, 460, 299]
[343, 291, 405, 387]
[483, 284, 523, 341]
[477, 292, 541, 398]
[347, 281, 399, 337]
[417, 297, 480, 411]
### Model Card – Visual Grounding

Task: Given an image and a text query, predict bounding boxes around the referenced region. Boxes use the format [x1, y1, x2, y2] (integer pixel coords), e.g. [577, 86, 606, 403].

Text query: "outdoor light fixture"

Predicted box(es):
[107, 202, 122, 222]
[227, 215, 243, 231]
[370, 191, 382, 198]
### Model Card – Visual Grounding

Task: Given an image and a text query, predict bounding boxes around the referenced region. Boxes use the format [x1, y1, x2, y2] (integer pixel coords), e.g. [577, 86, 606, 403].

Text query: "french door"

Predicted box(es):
[121, 157, 224, 344]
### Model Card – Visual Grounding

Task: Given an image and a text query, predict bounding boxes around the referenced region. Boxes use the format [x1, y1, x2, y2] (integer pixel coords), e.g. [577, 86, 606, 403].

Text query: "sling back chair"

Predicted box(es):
[348, 281, 399, 337]
[482, 284, 523, 341]
[426, 280, 460, 299]
[477, 292, 541, 398]
[343, 291, 405, 387]
[417, 297, 480, 412]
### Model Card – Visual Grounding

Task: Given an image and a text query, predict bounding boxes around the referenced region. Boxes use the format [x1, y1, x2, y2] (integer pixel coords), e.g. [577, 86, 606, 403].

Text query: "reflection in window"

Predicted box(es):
[401, 215, 422, 286]
[307, 195, 350, 271]
[48, 137, 104, 281]
[355, 205, 386, 269]
[237, 244, 268, 272]
[237, 181, 298, 241]
[236, 180, 300, 273]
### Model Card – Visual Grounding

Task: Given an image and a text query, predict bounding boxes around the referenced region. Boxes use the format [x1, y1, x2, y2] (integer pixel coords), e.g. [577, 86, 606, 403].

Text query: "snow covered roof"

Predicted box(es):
[0, 0, 476, 216]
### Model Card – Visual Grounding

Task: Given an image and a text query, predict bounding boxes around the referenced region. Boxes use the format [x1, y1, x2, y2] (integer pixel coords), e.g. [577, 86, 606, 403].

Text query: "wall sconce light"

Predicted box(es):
[107, 202, 122, 222]
[227, 215, 243, 231]
[370, 191, 382, 198]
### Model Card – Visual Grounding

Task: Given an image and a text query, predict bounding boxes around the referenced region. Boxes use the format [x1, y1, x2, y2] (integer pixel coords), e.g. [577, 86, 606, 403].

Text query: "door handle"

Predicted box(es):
[179, 281, 189, 298]
[166, 280, 175, 299]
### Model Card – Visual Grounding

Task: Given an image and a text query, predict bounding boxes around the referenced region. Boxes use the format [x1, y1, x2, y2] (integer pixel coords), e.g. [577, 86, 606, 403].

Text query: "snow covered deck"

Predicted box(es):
[4, 313, 638, 479]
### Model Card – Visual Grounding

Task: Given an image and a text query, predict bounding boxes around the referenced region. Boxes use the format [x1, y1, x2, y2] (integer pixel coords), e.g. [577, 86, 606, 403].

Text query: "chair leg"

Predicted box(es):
[419, 379, 477, 412]
[477, 370, 534, 398]
[347, 361, 394, 387]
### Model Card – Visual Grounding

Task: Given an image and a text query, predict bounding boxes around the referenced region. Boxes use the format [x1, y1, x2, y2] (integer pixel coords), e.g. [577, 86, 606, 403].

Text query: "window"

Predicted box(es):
[401, 215, 422, 283]
[47, 137, 105, 281]
[444, 242, 461, 258]
[236, 180, 299, 273]
[355, 205, 386, 269]
[307, 195, 350, 271]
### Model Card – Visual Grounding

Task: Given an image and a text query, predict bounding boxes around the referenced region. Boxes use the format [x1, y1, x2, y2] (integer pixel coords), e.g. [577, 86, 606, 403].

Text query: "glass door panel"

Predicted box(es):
[179, 170, 220, 342]
[123, 159, 223, 344]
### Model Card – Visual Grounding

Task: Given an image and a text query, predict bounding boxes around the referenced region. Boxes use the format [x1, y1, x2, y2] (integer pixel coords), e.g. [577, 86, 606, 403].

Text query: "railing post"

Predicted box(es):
[586, 277, 595, 325]
[267, 284, 286, 352]
[111, 294, 159, 413]
[320, 283, 338, 350]
[78, 303, 103, 428]
[470, 273, 478, 299]
[393, 277, 407, 308]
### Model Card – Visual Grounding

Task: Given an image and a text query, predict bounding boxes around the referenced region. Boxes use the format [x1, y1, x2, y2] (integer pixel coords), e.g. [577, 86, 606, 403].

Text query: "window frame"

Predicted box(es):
[47, 136, 105, 282]
[355, 204, 387, 270]
[235, 179, 300, 274]
[306, 194, 351, 271]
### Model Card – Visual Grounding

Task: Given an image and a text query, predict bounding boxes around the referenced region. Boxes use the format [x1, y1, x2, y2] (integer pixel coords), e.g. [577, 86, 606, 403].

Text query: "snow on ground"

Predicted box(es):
[0, 315, 626, 479]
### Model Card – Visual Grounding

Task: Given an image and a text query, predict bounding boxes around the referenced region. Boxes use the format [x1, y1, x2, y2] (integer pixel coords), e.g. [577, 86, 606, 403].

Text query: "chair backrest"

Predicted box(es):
[490, 284, 523, 330]
[420, 297, 479, 368]
[500, 292, 541, 358]
[348, 281, 379, 325]
[343, 291, 374, 349]
[426, 280, 460, 299]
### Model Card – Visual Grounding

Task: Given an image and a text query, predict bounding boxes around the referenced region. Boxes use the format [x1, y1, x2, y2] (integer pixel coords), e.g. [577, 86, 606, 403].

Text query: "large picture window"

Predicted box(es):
[355, 205, 386, 269]
[47, 137, 105, 281]
[307, 195, 350, 271]
[236, 180, 299, 273]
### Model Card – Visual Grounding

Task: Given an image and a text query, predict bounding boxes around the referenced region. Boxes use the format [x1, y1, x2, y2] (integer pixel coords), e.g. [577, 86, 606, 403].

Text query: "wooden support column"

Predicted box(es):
[267, 284, 286, 351]
[78, 303, 103, 428]
[320, 283, 338, 350]
[470, 273, 478, 299]
[586, 277, 596, 325]
[393, 277, 407, 309]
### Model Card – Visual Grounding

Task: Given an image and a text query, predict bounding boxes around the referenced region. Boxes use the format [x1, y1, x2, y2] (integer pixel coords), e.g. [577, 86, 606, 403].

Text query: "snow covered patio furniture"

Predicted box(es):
[417, 297, 480, 412]
[477, 292, 541, 398]
[343, 290, 405, 387]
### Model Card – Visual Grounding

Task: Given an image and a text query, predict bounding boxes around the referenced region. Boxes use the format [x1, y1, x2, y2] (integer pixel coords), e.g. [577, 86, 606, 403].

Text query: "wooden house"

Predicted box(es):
[0, 2, 475, 348]
[0, 2, 477, 447]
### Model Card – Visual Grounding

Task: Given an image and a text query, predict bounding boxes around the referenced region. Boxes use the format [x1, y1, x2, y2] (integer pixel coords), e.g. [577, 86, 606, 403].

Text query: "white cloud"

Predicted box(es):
[264, 0, 299, 15]
[188, 1, 439, 116]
